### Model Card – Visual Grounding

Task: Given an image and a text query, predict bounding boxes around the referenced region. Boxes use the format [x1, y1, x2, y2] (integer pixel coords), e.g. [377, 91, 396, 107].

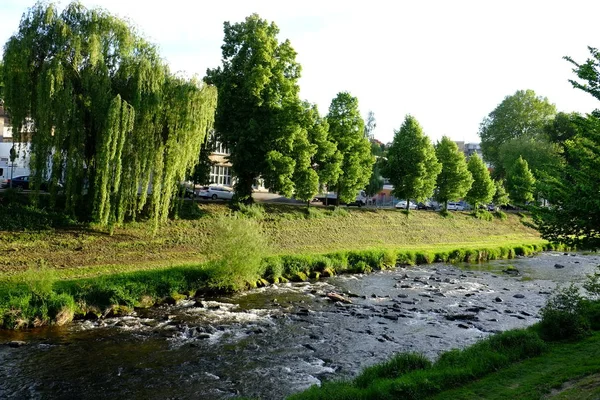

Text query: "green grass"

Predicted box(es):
[431, 333, 600, 400]
[0, 202, 560, 328]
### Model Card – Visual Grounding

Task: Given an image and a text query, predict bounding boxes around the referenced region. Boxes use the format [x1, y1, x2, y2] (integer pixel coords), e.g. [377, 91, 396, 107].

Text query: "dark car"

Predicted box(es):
[417, 201, 436, 210]
[3, 175, 31, 190]
[2, 176, 53, 191]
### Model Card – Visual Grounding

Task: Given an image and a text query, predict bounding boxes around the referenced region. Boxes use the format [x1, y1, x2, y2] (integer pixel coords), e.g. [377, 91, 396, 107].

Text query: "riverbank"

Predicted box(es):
[0, 203, 554, 329]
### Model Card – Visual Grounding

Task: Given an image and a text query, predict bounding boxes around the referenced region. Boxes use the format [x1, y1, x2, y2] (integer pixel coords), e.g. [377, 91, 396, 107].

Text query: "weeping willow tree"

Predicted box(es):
[2, 2, 216, 229]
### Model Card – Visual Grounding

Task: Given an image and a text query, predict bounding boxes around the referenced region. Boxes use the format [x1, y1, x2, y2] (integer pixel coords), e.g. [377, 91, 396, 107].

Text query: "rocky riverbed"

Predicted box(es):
[0, 252, 598, 399]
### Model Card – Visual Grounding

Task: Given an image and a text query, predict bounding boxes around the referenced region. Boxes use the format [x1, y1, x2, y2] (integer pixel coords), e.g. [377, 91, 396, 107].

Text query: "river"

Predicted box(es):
[1, 252, 598, 399]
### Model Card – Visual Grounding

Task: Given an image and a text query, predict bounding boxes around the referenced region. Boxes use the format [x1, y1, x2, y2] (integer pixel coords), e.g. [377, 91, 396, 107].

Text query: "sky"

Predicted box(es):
[2, 0, 600, 144]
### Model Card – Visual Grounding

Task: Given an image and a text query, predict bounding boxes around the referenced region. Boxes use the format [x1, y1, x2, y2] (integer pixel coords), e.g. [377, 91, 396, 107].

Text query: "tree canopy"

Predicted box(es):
[326, 92, 373, 204]
[386, 115, 441, 208]
[479, 89, 556, 177]
[465, 153, 495, 209]
[492, 180, 510, 207]
[434, 136, 473, 210]
[2, 2, 217, 229]
[533, 47, 600, 249]
[506, 156, 536, 205]
[206, 14, 307, 203]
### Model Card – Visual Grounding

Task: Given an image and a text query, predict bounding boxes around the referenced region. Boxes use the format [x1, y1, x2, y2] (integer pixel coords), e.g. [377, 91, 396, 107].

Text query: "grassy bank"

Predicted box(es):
[0, 202, 542, 279]
[0, 202, 554, 329]
[290, 291, 600, 400]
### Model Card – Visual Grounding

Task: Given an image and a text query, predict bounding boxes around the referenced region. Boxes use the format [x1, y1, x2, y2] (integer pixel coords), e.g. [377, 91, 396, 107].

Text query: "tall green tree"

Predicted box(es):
[301, 102, 341, 197]
[506, 156, 536, 205]
[465, 153, 495, 209]
[534, 114, 600, 248]
[498, 137, 562, 181]
[3, 2, 217, 229]
[206, 14, 305, 204]
[326, 92, 374, 204]
[0, 60, 4, 101]
[493, 179, 510, 207]
[532, 48, 600, 248]
[479, 89, 556, 177]
[386, 115, 441, 210]
[435, 136, 473, 210]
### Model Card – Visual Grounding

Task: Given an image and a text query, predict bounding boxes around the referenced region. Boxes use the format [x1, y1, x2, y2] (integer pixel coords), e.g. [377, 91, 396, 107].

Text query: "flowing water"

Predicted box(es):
[1, 252, 598, 400]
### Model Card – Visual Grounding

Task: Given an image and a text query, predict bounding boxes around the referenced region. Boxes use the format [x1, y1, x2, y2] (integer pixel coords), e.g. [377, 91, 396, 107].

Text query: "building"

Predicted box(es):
[207, 134, 266, 191]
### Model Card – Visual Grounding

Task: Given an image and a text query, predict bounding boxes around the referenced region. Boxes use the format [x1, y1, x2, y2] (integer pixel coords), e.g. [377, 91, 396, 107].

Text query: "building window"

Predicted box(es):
[210, 165, 231, 186]
[213, 140, 229, 155]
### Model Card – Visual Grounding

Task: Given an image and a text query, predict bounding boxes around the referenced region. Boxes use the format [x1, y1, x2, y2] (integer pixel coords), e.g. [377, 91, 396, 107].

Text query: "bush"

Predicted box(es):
[354, 353, 431, 388]
[382, 249, 397, 268]
[472, 209, 493, 221]
[539, 285, 590, 340]
[494, 210, 507, 220]
[235, 203, 266, 220]
[202, 216, 268, 291]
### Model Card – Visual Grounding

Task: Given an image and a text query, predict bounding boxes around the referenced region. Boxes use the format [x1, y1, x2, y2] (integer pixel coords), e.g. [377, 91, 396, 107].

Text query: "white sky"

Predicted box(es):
[2, 0, 600, 144]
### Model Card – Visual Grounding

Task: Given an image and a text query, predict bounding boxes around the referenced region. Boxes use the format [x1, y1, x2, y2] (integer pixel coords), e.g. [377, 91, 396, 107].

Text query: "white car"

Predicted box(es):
[197, 185, 234, 200]
[395, 200, 417, 210]
[447, 202, 465, 211]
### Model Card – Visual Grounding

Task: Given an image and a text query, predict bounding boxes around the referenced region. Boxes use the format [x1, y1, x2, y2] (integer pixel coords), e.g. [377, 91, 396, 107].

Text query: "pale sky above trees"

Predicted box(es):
[2, 0, 600, 144]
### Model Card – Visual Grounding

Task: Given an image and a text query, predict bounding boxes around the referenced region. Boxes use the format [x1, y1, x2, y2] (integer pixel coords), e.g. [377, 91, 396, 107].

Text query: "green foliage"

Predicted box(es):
[494, 210, 508, 220]
[0, 202, 76, 230]
[354, 353, 432, 388]
[465, 153, 495, 209]
[435, 136, 473, 209]
[472, 208, 493, 221]
[3, 2, 216, 229]
[326, 92, 374, 203]
[235, 203, 267, 220]
[303, 102, 342, 193]
[492, 179, 510, 207]
[479, 89, 556, 177]
[539, 285, 590, 341]
[507, 156, 536, 205]
[291, 328, 546, 400]
[387, 115, 441, 206]
[206, 14, 306, 203]
[498, 137, 562, 183]
[202, 216, 268, 291]
[533, 104, 600, 250]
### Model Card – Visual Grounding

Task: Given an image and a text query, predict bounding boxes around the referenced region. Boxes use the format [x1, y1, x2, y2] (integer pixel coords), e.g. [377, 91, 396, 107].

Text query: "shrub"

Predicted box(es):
[262, 256, 284, 282]
[202, 216, 268, 291]
[397, 251, 417, 266]
[354, 353, 432, 388]
[415, 251, 434, 264]
[329, 207, 349, 217]
[539, 285, 590, 340]
[382, 249, 397, 268]
[305, 207, 325, 219]
[327, 252, 350, 272]
[235, 203, 266, 220]
[472, 209, 493, 221]
[494, 210, 507, 220]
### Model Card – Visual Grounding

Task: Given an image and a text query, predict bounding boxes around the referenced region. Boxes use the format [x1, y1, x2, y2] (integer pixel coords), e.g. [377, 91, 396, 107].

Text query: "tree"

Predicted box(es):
[533, 114, 600, 249]
[206, 14, 305, 204]
[531, 47, 600, 249]
[364, 110, 376, 139]
[326, 92, 374, 204]
[465, 153, 495, 209]
[435, 136, 473, 210]
[386, 115, 441, 210]
[365, 159, 384, 197]
[0, 60, 4, 101]
[506, 156, 536, 205]
[188, 135, 217, 187]
[301, 102, 341, 199]
[2, 2, 217, 229]
[493, 179, 510, 207]
[479, 89, 556, 177]
[498, 137, 562, 181]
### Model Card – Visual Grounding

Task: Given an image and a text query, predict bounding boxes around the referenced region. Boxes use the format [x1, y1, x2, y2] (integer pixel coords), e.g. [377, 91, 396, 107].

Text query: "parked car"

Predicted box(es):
[446, 202, 465, 211]
[1, 175, 53, 191]
[395, 200, 417, 210]
[197, 185, 234, 200]
[417, 201, 436, 210]
[487, 203, 498, 212]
